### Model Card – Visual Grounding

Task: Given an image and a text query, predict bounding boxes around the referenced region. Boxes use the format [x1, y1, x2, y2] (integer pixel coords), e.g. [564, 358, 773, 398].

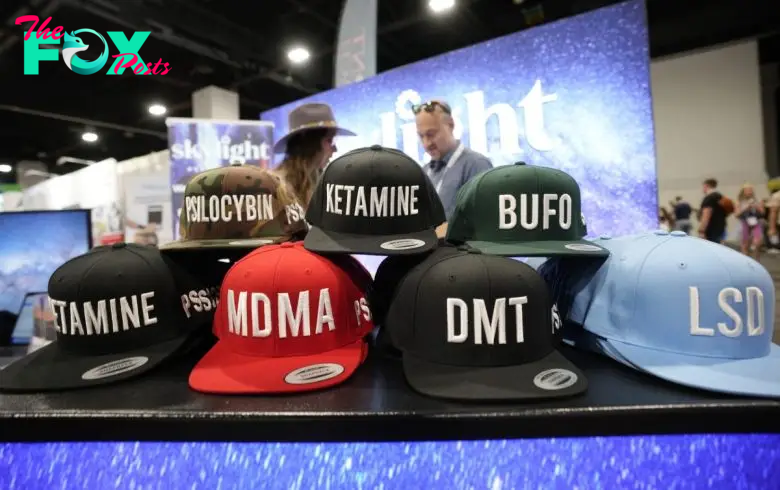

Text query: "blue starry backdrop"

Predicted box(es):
[1, 434, 779, 489]
[262, 0, 656, 245]
[166, 119, 275, 240]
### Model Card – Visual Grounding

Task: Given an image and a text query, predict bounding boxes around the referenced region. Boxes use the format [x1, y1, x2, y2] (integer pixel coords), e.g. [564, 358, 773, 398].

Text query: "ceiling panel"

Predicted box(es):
[0, 0, 776, 184]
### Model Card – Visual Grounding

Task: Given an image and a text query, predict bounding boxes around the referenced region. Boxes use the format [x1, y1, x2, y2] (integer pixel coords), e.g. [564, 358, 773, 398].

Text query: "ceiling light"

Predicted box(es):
[0, 164, 12, 173]
[429, 0, 455, 13]
[81, 131, 98, 143]
[287, 46, 310, 64]
[148, 103, 167, 116]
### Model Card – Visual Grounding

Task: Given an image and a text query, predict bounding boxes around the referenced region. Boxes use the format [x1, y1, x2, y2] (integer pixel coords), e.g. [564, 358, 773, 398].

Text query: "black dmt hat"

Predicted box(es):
[304, 145, 446, 255]
[370, 239, 459, 328]
[0, 243, 218, 392]
[384, 248, 587, 401]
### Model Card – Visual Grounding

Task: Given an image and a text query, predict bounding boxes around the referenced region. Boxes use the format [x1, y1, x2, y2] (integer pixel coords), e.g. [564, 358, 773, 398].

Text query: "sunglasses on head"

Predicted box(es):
[412, 100, 452, 115]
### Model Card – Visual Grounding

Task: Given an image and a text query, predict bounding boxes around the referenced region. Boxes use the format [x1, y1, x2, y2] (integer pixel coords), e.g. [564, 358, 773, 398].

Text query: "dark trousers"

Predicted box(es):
[675, 220, 692, 234]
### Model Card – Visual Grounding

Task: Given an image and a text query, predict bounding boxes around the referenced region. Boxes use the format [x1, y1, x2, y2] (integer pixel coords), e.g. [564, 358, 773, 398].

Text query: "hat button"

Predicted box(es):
[599, 234, 611, 240]
[670, 231, 687, 237]
[653, 229, 669, 236]
[280, 242, 294, 248]
[514, 161, 527, 166]
[370, 144, 383, 151]
[112, 242, 127, 249]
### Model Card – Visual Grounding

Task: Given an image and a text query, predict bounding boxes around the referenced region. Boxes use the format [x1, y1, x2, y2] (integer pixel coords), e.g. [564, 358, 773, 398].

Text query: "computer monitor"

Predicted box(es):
[0, 210, 92, 319]
[11, 292, 47, 345]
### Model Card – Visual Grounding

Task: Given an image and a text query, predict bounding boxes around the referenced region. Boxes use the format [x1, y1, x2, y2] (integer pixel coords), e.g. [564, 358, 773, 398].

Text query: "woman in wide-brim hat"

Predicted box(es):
[273, 103, 356, 208]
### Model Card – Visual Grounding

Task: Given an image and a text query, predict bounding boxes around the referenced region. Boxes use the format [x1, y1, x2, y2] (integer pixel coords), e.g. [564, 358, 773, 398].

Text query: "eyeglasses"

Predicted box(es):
[411, 100, 452, 115]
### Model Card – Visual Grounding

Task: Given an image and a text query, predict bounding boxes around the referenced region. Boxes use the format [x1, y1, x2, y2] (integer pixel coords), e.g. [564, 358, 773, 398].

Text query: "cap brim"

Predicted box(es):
[273, 127, 356, 154]
[304, 226, 439, 256]
[402, 350, 587, 401]
[0, 336, 187, 392]
[160, 237, 283, 251]
[464, 239, 609, 257]
[602, 338, 780, 398]
[189, 339, 368, 394]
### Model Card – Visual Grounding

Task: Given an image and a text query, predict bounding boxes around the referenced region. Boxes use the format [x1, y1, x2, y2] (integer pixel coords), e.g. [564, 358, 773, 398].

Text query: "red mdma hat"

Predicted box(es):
[189, 242, 374, 394]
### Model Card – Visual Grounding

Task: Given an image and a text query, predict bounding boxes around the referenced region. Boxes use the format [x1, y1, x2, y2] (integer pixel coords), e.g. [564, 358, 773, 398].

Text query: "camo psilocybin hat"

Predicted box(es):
[161, 164, 308, 251]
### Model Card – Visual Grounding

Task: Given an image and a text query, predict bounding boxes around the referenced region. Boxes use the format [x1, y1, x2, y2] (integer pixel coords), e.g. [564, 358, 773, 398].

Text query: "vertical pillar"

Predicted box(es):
[334, 0, 378, 87]
[191, 85, 240, 120]
[760, 63, 779, 177]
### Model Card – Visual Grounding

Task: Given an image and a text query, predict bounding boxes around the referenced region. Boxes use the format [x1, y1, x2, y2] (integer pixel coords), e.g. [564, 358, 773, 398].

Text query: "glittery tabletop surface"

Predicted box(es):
[1, 435, 779, 489]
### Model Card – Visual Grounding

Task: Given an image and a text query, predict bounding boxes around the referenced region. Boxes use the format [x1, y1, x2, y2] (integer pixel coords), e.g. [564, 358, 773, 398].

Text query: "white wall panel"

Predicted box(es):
[651, 41, 767, 238]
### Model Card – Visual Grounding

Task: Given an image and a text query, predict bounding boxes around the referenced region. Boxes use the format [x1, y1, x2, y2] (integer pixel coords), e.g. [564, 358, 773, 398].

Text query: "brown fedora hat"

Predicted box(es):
[273, 103, 356, 154]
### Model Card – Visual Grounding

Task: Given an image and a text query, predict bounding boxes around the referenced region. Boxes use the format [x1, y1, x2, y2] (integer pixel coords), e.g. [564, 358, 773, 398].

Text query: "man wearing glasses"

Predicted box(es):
[414, 100, 493, 220]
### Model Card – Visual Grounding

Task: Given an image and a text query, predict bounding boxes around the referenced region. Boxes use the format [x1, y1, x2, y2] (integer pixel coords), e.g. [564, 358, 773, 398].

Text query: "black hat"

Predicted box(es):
[370, 239, 457, 327]
[370, 240, 460, 358]
[273, 103, 356, 154]
[0, 243, 218, 392]
[304, 145, 446, 256]
[384, 248, 587, 401]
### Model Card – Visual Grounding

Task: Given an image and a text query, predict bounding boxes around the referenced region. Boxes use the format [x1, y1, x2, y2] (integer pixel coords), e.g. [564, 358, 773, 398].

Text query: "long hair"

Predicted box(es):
[738, 183, 754, 202]
[276, 128, 331, 208]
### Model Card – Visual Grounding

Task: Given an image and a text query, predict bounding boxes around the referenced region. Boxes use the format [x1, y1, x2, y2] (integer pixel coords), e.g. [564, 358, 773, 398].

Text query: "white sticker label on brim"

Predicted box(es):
[380, 239, 426, 251]
[284, 363, 345, 385]
[533, 368, 578, 391]
[564, 243, 603, 252]
[81, 356, 150, 381]
[228, 239, 275, 246]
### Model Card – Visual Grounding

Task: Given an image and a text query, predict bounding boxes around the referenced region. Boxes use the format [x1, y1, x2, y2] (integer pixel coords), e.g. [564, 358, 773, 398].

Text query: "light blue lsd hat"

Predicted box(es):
[565, 230, 780, 398]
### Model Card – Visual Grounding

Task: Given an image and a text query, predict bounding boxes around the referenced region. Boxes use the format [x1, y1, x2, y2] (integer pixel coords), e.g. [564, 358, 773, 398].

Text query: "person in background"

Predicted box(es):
[765, 178, 780, 254]
[736, 183, 764, 261]
[697, 178, 727, 243]
[272, 103, 356, 209]
[719, 193, 736, 242]
[670, 196, 692, 234]
[760, 198, 777, 253]
[659, 206, 674, 232]
[414, 100, 493, 221]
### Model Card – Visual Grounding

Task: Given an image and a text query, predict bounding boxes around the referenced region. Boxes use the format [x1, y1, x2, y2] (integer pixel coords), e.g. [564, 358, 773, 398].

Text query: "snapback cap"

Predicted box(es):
[384, 248, 587, 401]
[446, 164, 607, 257]
[189, 242, 374, 394]
[0, 243, 218, 392]
[370, 240, 460, 357]
[162, 164, 307, 251]
[369, 239, 459, 328]
[304, 145, 446, 255]
[562, 230, 780, 398]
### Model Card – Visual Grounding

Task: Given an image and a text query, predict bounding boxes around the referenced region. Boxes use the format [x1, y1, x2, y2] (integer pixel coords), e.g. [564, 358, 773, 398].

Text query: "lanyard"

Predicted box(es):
[426, 143, 465, 193]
